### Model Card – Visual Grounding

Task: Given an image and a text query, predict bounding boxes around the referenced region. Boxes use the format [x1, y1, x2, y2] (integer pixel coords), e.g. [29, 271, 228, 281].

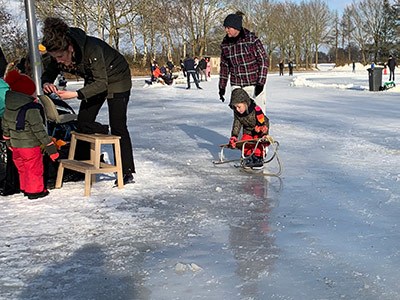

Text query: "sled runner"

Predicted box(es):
[213, 135, 282, 177]
[380, 81, 396, 91]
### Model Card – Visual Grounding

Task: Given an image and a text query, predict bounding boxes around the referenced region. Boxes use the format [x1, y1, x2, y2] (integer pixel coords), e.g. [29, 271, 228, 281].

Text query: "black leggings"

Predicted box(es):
[77, 91, 135, 174]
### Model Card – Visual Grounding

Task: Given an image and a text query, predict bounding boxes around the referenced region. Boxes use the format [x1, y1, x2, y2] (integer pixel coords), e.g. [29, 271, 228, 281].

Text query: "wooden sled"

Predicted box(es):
[213, 135, 282, 177]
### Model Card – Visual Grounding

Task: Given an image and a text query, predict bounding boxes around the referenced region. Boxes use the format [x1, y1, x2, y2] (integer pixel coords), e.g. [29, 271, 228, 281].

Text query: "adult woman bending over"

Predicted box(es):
[41, 17, 135, 185]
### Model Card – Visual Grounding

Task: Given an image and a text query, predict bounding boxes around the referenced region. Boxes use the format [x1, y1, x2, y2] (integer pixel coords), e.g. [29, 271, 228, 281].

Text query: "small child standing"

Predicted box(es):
[228, 88, 269, 169]
[2, 70, 59, 199]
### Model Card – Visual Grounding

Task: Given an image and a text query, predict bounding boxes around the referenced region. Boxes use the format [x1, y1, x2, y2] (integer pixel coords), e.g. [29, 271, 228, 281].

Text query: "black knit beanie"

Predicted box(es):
[223, 14, 242, 30]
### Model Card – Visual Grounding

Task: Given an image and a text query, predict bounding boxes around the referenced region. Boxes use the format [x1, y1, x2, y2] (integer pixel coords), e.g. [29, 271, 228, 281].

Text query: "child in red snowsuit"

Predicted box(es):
[228, 88, 269, 169]
[2, 70, 59, 199]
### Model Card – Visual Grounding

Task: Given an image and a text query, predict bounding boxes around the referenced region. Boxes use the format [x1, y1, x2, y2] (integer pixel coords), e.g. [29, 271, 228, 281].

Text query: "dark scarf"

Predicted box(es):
[16, 102, 45, 130]
[224, 29, 245, 44]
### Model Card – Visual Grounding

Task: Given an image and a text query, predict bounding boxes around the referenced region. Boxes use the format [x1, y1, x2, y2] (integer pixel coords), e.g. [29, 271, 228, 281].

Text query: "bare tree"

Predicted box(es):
[35, 0, 91, 31]
[6, 0, 399, 70]
[285, 1, 304, 68]
[347, 2, 370, 64]
[0, 1, 26, 61]
[264, 1, 286, 61]
[349, 0, 388, 63]
[307, 0, 332, 66]
[380, 0, 397, 57]
[329, 11, 340, 64]
[394, 0, 400, 54]
[340, 6, 355, 62]
[301, 1, 313, 68]
[101, 0, 136, 50]
[253, 0, 278, 69]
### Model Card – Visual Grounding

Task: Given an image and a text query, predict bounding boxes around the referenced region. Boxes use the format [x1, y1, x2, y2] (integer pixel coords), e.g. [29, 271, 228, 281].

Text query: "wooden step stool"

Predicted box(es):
[55, 131, 124, 196]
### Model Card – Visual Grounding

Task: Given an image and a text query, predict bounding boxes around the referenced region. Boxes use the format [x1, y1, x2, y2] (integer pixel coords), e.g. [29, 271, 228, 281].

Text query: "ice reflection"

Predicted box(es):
[229, 177, 279, 298]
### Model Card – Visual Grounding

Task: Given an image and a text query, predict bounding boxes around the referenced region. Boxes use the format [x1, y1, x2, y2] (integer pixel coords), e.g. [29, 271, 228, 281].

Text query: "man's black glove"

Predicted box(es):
[254, 84, 264, 97]
[219, 88, 226, 102]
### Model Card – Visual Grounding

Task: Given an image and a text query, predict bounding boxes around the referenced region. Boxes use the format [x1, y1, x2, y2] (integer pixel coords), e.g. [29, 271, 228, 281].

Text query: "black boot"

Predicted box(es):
[26, 190, 49, 200]
[115, 173, 135, 185]
[248, 155, 264, 170]
[0, 186, 21, 196]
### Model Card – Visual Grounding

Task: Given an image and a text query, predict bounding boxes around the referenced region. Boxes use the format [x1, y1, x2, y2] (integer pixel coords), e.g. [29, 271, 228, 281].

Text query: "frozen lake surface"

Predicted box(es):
[1, 67, 399, 299]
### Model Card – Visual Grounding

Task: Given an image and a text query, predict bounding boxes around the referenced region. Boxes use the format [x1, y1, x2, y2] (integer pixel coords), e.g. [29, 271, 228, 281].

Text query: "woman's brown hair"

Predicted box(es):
[41, 17, 71, 52]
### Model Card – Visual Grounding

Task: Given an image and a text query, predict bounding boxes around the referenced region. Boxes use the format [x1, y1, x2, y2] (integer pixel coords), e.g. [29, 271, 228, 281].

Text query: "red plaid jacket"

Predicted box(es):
[219, 28, 269, 90]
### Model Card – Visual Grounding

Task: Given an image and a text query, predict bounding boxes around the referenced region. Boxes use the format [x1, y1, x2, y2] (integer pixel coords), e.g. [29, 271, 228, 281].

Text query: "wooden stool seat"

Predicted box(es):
[55, 131, 124, 196]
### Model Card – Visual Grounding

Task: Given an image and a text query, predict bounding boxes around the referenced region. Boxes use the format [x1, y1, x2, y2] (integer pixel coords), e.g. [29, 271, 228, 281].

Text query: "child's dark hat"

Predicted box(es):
[229, 88, 251, 108]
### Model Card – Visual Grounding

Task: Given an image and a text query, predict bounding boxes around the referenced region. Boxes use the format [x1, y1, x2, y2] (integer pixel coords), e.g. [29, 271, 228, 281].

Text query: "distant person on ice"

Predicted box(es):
[183, 54, 202, 90]
[279, 60, 284, 76]
[288, 60, 294, 76]
[387, 55, 396, 81]
[228, 88, 269, 170]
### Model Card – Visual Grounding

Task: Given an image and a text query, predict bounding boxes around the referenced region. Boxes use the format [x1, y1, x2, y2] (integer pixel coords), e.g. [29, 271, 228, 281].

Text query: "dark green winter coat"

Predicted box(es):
[2, 91, 52, 148]
[41, 27, 132, 100]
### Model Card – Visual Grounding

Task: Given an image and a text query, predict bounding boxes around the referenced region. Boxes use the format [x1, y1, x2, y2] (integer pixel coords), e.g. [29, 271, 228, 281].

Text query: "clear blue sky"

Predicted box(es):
[290, 0, 351, 13]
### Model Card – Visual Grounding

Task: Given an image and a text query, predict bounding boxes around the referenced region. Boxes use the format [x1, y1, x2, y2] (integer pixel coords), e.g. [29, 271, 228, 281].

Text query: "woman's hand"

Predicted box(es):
[42, 83, 58, 94]
[57, 90, 78, 100]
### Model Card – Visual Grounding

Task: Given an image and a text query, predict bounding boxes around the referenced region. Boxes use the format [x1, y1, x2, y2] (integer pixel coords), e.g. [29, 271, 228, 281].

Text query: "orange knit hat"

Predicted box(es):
[38, 44, 46, 52]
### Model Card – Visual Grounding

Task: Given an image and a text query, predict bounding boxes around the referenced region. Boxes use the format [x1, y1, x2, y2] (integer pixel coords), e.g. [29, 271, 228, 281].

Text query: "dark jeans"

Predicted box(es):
[389, 69, 395, 81]
[186, 71, 200, 88]
[77, 91, 135, 174]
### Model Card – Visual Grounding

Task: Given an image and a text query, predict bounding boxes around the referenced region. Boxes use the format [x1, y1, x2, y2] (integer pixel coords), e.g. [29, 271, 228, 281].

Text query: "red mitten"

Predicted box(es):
[50, 152, 60, 162]
[255, 125, 268, 133]
[261, 125, 268, 133]
[229, 136, 238, 148]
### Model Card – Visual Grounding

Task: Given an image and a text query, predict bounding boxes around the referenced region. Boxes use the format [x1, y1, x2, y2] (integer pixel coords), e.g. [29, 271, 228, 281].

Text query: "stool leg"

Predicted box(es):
[114, 140, 124, 189]
[68, 134, 77, 160]
[91, 139, 101, 184]
[84, 170, 92, 197]
[91, 173, 96, 184]
[55, 162, 65, 189]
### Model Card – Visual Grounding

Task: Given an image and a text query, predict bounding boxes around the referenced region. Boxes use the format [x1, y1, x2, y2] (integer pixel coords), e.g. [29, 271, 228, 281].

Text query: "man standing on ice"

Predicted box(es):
[387, 55, 396, 81]
[218, 11, 269, 114]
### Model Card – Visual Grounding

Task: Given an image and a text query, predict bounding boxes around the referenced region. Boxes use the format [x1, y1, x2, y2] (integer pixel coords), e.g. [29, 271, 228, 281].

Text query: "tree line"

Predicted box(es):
[0, 0, 399, 72]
